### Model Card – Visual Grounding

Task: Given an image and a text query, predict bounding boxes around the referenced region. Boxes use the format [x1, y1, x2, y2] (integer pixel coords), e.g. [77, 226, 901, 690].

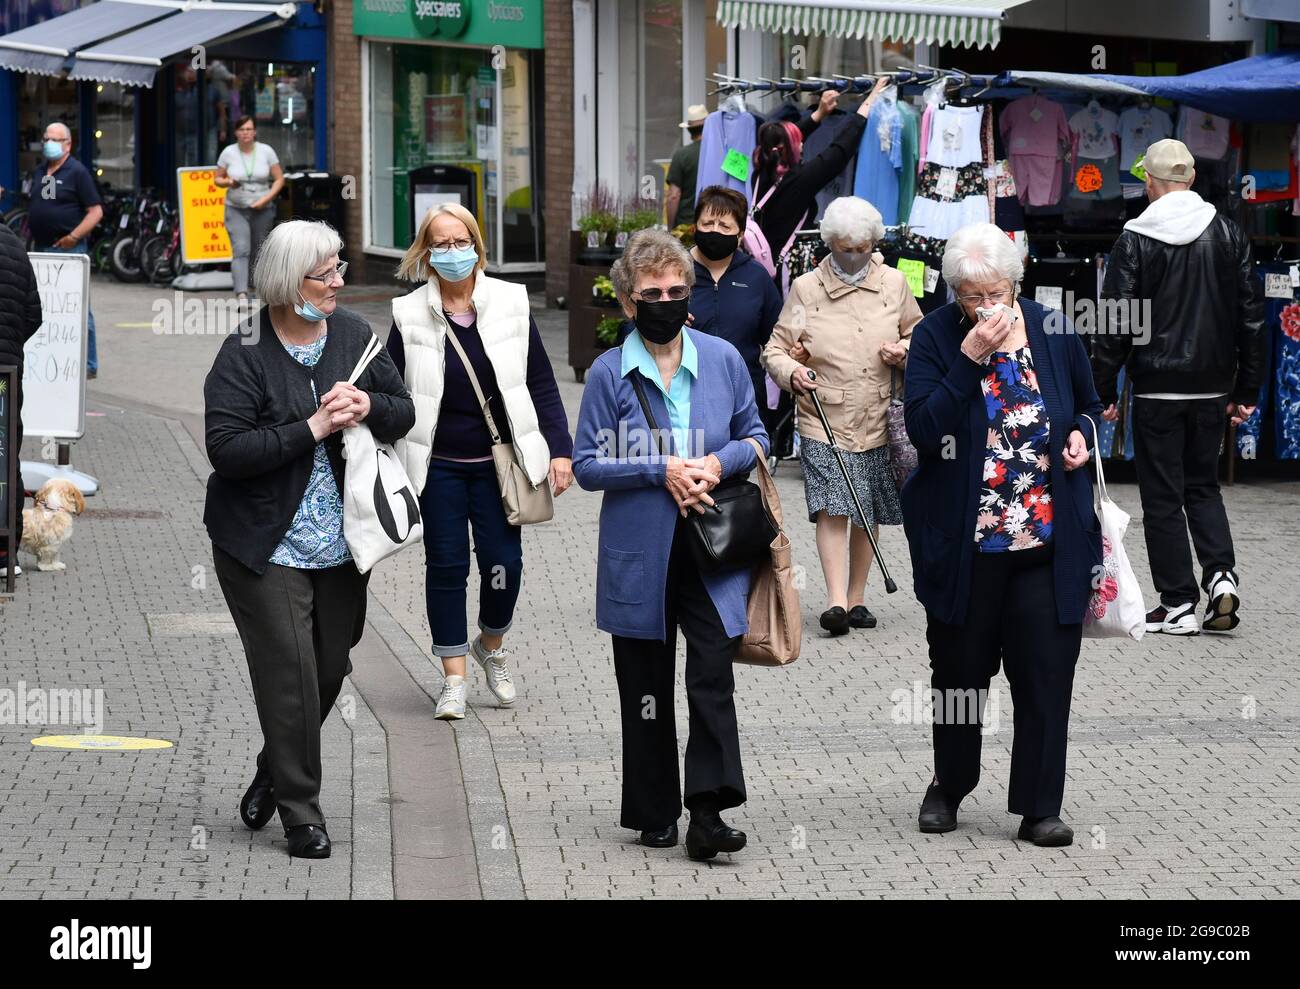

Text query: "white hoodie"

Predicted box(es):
[1123, 188, 1218, 246]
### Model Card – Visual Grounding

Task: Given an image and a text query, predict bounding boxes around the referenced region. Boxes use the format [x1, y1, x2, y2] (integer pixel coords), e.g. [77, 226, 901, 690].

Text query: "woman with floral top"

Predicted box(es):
[204, 220, 415, 860]
[900, 223, 1102, 848]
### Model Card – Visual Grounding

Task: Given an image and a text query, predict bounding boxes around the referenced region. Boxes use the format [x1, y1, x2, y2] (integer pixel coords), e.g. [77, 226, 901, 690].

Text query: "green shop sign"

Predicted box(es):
[352, 0, 543, 49]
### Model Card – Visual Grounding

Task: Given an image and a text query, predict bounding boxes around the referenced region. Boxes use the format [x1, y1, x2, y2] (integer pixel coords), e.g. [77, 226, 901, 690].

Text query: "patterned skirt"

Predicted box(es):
[800, 439, 903, 528]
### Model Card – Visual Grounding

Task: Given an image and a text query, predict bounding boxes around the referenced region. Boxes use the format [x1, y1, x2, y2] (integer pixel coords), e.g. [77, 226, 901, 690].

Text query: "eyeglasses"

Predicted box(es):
[430, 239, 475, 254]
[957, 289, 1012, 305]
[304, 260, 348, 283]
[633, 284, 690, 303]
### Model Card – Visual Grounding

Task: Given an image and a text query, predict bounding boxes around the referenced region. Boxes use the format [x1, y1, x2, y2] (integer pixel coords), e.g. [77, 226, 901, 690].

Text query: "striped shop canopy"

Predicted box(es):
[715, 0, 1033, 50]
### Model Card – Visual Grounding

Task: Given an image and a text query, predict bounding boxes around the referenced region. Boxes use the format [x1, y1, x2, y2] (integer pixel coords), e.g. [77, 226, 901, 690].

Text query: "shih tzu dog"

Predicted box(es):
[20, 479, 86, 572]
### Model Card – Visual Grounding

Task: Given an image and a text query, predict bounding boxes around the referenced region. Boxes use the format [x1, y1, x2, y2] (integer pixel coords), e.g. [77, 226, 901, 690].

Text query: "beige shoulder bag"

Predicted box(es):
[736, 436, 801, 666]
[444, 324, 554, 526]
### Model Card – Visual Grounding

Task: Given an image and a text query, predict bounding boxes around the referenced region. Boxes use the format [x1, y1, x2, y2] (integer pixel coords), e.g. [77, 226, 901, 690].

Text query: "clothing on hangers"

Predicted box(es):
[801, 109, 859, 224]
[853, 97, 904, 225]
[1255, 261, 1300, 460]
[1177, 107, 1231, 161]
[923, 103, 984, 168]
[695, 103, 758, 202]
[896, 101, 920, 224]
[1000, 94, 1071, 207]
[1118, 104, 1173, 173]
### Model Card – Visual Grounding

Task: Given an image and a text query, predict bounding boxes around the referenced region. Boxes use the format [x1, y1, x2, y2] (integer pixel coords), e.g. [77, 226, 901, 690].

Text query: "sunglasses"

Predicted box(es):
[633, 284, 690, 303]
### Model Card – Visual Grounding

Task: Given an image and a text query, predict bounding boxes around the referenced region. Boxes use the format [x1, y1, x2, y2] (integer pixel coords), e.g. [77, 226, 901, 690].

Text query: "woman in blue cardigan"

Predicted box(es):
[901, 223, 1102, 848]
[573, 229, 769, 862]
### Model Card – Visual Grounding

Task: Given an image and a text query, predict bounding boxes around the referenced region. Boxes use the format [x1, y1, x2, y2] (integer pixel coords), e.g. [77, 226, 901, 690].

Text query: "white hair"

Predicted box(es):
[941, 223, 1025, 291]
[819, 196, 885, 249]
[45, 121, 71, 142]
[253, 220, 343, 306]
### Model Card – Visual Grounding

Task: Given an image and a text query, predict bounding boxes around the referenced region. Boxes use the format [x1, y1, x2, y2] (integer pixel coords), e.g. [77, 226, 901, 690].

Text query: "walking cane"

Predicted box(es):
[804, 370, 897, 594]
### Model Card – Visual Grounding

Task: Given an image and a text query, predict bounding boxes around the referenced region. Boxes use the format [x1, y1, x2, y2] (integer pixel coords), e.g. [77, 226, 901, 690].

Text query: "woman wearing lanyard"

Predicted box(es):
[215, 115, 285, 301]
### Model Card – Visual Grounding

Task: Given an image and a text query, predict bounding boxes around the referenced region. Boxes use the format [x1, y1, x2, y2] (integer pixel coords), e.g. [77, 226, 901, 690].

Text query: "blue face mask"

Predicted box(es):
[43, 140, 65, 160]
[294, 291, 329, 322]
[428, 245, 478, 282]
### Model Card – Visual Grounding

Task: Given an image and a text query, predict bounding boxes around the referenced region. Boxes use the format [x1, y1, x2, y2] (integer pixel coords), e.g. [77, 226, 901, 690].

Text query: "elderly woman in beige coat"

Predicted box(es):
[763, 196, 923, 635]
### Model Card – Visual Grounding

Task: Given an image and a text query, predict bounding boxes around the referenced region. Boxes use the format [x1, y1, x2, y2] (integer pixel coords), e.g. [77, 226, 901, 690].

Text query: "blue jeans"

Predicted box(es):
[41, 243, 97, 372]
[421, 458, 523, 657]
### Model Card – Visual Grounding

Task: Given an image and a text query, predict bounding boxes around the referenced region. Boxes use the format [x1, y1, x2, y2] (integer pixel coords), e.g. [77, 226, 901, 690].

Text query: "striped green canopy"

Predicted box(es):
[715, 0, 1030, 50]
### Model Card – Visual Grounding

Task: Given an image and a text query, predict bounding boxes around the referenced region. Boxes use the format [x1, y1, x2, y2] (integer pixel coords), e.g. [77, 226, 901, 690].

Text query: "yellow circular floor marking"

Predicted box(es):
[31, 735, 174, 750]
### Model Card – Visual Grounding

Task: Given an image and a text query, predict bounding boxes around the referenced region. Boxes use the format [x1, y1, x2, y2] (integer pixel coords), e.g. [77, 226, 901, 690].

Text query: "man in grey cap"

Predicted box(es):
[1093, 137, 1264, 635]
[665, 104, 707, 228]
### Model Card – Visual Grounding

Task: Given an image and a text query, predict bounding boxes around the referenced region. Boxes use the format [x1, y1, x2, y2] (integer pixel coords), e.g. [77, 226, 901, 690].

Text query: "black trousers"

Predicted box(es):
[1, 380, 21, 563]
[611, 523, 745, 830]
[1132, 397, 1236, 607]
[926, 545, 1082, 818]
[213, 544, 369, 829]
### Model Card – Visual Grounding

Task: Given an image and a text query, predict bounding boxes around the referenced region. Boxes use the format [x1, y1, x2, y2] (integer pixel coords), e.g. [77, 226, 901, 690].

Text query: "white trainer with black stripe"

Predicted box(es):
[471, 636, 517, 706]
[1203, 571, 1241, 632]
[1145, 602, 1199, 635]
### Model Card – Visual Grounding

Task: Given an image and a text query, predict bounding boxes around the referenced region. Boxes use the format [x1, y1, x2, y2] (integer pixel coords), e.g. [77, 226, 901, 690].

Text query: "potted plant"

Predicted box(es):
[595, 315, 625, 347]
[591, 275, 620, 307]
[574, 183, 620, 263]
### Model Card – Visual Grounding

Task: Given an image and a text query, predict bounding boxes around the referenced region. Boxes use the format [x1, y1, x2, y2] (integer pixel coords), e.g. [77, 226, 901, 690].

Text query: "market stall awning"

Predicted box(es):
[68, 2, 294, 87]
[715, 0, 1033, 50]
[0, 0, 181, 77]
[1006, 51, 1300, 123]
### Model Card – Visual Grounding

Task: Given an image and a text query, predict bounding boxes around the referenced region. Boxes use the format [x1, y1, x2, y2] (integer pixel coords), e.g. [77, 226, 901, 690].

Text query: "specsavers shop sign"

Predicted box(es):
[352, 0, 542, 48]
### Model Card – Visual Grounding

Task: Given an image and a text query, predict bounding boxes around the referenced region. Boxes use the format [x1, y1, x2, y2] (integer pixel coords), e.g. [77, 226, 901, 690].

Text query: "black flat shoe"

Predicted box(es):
[819, 607, 850, 636]
[286, 824, 331, 859]
[239, 766, 276, 831]
[1017, 815, 1074, 847]
[848, 605, 877, 629]
[639, 823, 679, 848]
[685, 813, 746, 861]
[918, 782, 958, 834]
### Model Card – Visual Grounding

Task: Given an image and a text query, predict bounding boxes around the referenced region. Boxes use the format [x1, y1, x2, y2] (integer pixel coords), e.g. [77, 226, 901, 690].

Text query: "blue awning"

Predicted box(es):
[68, 3, 294, 87]
[0, 0, 180, 77]
[1007, 51, 1300, 123]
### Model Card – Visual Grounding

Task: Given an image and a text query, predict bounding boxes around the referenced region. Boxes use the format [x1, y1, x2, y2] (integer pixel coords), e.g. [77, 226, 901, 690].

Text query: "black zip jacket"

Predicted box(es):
[203, 305, 415, 574]
[1093, 212, 1265, 406]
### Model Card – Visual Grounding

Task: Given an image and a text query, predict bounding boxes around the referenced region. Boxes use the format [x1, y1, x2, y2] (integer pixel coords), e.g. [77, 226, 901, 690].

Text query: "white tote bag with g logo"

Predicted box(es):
[1081, 415, 1145, 640]
[341, 334, 423, 573]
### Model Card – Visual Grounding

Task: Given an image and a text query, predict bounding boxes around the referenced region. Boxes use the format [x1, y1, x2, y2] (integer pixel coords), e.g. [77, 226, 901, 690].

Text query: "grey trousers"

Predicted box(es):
[225, 203, 275, 295]
[213, 544, 369, 829]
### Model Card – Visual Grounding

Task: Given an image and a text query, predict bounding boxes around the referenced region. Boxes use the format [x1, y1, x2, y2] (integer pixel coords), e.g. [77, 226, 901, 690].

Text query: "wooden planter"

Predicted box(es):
[567, 232, 620, 381]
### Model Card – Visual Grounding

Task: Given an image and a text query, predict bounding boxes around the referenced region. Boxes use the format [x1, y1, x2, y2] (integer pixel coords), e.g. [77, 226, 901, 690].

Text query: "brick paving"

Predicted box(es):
[1, 277, 1295, 899]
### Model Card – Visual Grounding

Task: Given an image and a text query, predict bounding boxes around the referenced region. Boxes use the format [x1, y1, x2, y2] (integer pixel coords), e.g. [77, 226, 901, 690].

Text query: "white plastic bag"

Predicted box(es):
[341, 335, 422, 573]
[1081, 416, 1145, 640]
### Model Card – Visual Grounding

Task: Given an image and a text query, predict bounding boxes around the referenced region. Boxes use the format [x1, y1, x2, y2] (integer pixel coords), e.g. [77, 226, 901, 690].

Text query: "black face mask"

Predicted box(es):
[694, 229, 739, 261]
[635, 297, 689, 345]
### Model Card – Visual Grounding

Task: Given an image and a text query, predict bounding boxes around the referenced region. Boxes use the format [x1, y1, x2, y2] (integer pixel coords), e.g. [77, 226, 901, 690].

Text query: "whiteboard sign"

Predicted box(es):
[23, 252, 89, 441]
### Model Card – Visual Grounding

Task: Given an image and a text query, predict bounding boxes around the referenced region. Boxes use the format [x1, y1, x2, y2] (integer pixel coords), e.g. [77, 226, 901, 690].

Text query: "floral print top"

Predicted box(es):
[269, 335, 352, 569]
[975, 345, 1053, 552]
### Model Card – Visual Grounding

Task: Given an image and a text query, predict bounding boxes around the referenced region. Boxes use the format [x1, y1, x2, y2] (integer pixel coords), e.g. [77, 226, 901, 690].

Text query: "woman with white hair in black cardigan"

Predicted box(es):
[902, 222, 1102, 847]
[204, 220, 414, 859]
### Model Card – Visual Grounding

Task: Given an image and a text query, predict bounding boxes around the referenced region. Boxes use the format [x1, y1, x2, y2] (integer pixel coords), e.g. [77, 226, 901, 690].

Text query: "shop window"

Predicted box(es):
[368, 41, 542, 267]
[17, 73, 80, 184]
[92, 82, 135, 192]
[616, 0, 684, 208]
[203, 60, 316, 170]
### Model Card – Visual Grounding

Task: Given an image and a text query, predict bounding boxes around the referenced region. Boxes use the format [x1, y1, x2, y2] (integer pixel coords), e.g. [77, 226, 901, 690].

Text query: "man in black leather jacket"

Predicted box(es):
[1093, 139, 1265, 636]
[0, 221, 45, 578]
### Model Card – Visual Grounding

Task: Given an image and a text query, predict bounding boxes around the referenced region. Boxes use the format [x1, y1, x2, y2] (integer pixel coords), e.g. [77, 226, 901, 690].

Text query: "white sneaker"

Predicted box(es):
[0, 564, 21, 578]
[1145, 602, 1199, 635]
[471, 635, 517, 706]
[1203, 571, 1241, 632]
[434, 674, 468, 720]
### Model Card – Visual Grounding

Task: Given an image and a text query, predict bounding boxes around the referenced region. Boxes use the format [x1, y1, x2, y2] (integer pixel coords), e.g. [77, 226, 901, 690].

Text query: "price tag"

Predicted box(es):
[1291, 264, 1299, 287]
[586, 231, 601, 248]
[1035, 285, 1064, 310]
[897, 258, 926, 298]
[923, 266, 940, 293]
[1265, 273, 1294, 299]
[614, 231, 628, 249]
[936, 167, 958, 200]
[720, 148, 750, 182]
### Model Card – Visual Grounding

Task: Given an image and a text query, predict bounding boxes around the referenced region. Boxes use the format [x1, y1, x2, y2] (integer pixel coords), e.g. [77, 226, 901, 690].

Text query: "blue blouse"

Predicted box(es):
[269, 335, 352, 569]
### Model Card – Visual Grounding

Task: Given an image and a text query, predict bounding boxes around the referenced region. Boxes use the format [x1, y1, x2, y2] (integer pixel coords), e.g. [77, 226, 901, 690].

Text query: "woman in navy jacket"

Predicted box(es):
[901, 223, 1102, 848]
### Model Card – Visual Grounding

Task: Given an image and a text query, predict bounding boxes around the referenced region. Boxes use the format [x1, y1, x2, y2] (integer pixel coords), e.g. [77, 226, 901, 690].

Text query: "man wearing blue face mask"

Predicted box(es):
[28, 122, 103, 377]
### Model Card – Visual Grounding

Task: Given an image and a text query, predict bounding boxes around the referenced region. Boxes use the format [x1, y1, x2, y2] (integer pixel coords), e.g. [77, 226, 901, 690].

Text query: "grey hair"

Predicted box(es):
[45, 121, 71, 141]
[819, 196, 885, 249]
[610, 228, 695, 302]
[941, 222, 1024, 291]
[253, 220, 343, 306]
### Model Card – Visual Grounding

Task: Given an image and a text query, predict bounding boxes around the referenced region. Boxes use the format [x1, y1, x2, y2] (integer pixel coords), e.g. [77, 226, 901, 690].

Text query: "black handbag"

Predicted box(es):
[629, 370, 777, 573]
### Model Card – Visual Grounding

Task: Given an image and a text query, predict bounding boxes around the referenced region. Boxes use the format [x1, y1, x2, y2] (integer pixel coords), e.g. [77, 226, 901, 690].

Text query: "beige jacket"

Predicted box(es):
[763, 256, 924, 453]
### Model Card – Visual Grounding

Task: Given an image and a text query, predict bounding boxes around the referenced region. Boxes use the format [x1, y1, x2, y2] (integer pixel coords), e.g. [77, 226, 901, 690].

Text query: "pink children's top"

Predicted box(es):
[1000, 95, 1070, 159]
